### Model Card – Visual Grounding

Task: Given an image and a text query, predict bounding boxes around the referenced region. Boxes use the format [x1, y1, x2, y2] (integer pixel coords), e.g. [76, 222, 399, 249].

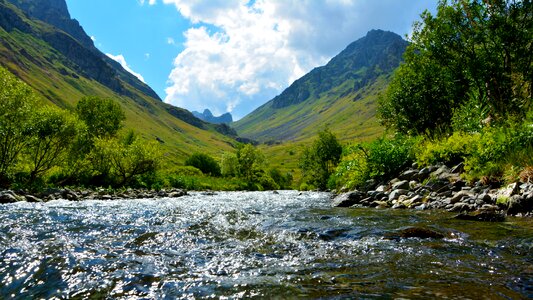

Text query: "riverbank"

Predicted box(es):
[332, 163, 533, 219]
[0, 188, 187, 203]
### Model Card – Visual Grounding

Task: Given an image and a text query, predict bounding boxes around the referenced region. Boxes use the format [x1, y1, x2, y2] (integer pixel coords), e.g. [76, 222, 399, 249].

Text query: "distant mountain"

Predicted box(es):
[233, 30, 408, 143]
[0, 0, 237, 159]
[192, 109, 233, 124]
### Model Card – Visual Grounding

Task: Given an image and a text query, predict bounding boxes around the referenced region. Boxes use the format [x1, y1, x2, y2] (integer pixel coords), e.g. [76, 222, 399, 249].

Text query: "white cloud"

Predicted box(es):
[162, 0, 437, 119]
[167, 37, 176, 45]
[139, 0, 157, 5]
[106, 53, 145, 83]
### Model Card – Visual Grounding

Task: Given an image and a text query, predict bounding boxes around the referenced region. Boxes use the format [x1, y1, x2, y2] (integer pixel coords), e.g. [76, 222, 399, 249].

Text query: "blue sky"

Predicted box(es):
[65, 0, 438, 120]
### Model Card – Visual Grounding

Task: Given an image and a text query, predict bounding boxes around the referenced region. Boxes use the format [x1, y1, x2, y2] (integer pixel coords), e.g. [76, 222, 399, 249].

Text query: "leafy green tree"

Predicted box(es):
[91, 132, 161, 186]
[0, 67, 39, 185]
[220, 152, 239, 177]
[25, 106, 85, 182]
[236, 144, 265, 184]
[300, 129, 342, 190]
[380, 0, 532, 134]
[76, 96, 125, 139]
[185, 153, 221, 176]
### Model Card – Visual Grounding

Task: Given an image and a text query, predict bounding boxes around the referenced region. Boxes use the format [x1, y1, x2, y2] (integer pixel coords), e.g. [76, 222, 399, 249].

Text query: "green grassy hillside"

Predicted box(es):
[233, 30, 407, 144]
[0, 0, 236, 164]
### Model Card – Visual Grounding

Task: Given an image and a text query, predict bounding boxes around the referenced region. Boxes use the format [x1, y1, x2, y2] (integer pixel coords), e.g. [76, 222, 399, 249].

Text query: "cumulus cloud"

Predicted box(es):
[106, 53, 146, 83]
[162, 0, 437, 119]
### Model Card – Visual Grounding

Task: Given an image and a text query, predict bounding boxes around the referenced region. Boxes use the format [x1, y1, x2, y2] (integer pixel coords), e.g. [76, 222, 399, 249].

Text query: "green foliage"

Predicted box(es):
[220, 152, 238, 177]
[380, 0, 532, 135]
[464, 121, 533, 181]
[76, 96, 125, 139]
[90, 132, 161, 187]
[0, 67, 39, 185]
[269, 168, 293, 190]
[236, 144, 265, 184]
[332, 134, 419, 190]
[300, 129, 343, 190]
[24, 106, 85, 181]
[185, 153, 221, 176]
[417, 132, 479, 167]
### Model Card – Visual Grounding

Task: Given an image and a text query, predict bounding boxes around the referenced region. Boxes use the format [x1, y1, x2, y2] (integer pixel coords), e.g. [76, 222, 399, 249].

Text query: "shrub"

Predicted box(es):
[332, 134, 419, 190]
[300, 129, 342, 190]
[417, 132, 479, 167]
[185, 153, 221, 176]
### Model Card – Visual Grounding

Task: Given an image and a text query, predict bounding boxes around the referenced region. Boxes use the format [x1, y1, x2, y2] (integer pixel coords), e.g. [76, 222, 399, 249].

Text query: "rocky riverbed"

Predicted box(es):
[333, 163, 533, 219]
[0, 188, 187, 203]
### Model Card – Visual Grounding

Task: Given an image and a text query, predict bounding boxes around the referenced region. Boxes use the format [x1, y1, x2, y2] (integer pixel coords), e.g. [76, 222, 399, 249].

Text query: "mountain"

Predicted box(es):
[0, 0, 236, 160]
[233, 30, 408, 143]
[192, 109, 233, 124]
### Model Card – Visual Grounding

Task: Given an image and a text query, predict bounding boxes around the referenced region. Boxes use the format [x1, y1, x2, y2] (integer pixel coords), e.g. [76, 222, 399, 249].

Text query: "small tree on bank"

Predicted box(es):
[300, 129, 342, 190]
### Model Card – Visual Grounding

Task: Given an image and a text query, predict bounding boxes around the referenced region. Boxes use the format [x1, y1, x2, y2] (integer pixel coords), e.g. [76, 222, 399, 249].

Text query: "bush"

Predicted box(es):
[185, 153, 221, 176]
[332, 134, 419, 190]
[417, 132, 479, 167]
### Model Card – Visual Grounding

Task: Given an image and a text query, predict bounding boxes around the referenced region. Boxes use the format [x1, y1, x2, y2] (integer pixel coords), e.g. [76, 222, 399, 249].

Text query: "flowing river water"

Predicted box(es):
[0, 191, 531, 299]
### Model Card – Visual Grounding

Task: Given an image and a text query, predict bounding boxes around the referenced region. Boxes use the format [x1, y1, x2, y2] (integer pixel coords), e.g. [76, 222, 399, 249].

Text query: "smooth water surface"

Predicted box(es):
[0, 191, 532, 299]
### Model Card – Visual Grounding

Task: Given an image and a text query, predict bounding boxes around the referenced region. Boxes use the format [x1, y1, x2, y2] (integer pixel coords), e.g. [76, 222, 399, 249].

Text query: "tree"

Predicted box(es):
[0, 67, 39, 185]
[185, 153, 221, 176]
[379, 0, 532, 135]
[300, 129, 342, 190]
[91, 132, 161, 186]
[236, 144, 265, 184]
[76, 96, 125, 139]
[25, 106, 85, 182]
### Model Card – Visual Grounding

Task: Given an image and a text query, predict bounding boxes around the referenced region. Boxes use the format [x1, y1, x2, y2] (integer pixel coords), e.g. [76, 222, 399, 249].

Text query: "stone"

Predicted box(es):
[0, 192, 18, 203]
[392, 180, 410, 191]
[389, 189, 408, 201]
[385, 227, 445, 240]
[496, 182, 520, 199]
[431, 165, 450, 178]
[454, 210, 505, 222]
[169, 190, 186, 198]
[24, 195, 42, 203]
[450, 162, 465, 174]
[507, 194, 533, 216]
[372, 200, 390, 208]
[450, 191, 472, 204]
[331, 191, 364, 207]
[449, 202, 474, 212]
[477, 193, 493, 203]
[418, 168, 431, 181]
[376, 185, 387, 192]
[399, 169, 419, 181]
[403, 195, 423, 208]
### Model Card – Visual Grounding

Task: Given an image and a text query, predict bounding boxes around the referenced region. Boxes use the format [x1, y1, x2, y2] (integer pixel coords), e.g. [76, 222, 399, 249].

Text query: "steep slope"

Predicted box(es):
[0, 0, 236, 161]
[233, 30, 408, 143]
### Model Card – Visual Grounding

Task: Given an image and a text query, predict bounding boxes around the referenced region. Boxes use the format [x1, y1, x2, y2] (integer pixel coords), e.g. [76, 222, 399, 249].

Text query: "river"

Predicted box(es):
[0, 191, 531, 299]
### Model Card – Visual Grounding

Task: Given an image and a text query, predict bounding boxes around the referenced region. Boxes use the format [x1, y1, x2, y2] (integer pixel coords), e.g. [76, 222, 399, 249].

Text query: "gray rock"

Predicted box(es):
[169, 190, 187, 198]
[392, 180, 410, 191]
[389, 189, 408, 201]
[507, 194, 533, 215]
[449, 202, 474, 212]
[450, 191, 472, 204]
[25, 195, 42, 203]
[0, 192, 19, 203]
[376, 185, 387, 192]
[418, 168, 431, 181]
[399, 169, 419, 181]
[454, 210, 505, 222]
[331, 191, 364, 207]
[385, 227, 445, 240]
[431, 165, 450, 178]
[477, 193, 493, 203]
[450, 162, 464, 174]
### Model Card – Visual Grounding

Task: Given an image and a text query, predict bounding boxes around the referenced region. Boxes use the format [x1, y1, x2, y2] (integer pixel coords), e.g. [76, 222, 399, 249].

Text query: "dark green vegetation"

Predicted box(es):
[333, 0, 532, 192]
[0, 68, 160, 188]
[234, 29, 407, 143]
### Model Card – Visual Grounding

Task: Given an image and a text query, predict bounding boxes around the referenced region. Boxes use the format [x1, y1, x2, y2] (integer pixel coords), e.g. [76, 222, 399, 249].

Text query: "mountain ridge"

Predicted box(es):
[233, 30, 408, 143]
[192, 109, 233, 124]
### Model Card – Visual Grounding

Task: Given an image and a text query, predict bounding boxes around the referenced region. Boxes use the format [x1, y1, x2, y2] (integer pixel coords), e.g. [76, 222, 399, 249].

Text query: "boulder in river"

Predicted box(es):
[454, 210, 505, 222]
[385, 227, 445, 240]
[331, 191, 364, 207]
